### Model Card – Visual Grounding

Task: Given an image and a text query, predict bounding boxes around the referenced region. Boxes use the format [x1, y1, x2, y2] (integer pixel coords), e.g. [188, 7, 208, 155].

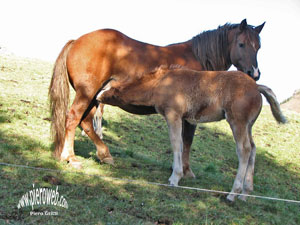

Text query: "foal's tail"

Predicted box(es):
[49, 40, 75, 159]
[258, 84, 287, 123]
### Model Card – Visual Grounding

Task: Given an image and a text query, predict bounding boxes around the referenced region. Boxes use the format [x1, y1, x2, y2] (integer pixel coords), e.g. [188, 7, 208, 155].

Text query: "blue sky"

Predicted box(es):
[1, 0, 300, 102]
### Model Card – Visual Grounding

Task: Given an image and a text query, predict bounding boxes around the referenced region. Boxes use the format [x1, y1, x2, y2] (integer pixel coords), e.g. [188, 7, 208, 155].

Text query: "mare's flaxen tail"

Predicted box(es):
[258, 84, 287, 123]
[49, 40, 74, 159]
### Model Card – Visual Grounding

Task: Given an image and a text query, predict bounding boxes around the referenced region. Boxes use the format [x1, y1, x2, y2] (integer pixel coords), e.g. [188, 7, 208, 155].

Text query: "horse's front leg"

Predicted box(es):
[182, 120, 196, 178]
[165, 111, 184, 186]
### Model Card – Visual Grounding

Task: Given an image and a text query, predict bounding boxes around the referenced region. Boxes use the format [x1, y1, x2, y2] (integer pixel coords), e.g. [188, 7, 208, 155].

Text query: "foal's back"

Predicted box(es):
[153, 69, 262, 123]
[99, 67, 262, 124]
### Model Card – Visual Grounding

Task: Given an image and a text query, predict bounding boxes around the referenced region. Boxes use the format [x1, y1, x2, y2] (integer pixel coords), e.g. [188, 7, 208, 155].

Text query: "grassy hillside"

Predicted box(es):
[0, 55, 300, 224]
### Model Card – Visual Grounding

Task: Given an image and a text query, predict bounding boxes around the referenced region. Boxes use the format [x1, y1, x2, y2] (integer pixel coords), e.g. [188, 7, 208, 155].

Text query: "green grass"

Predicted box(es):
[0, 54, 300, 224]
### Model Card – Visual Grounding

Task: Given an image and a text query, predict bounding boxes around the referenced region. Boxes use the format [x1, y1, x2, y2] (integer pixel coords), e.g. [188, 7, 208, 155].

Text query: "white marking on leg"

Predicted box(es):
[239, 143, 256, 201]
[227, 135, 251, 202]
[61, 137, 73, 161]
[166, 114, 184, 186]
[93, 106, 103, 139]
[169, 150, 183, 186]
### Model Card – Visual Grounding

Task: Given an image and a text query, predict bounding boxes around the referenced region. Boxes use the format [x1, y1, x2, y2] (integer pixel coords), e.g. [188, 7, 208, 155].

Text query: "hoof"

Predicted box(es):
[183, 168, 196, 179]
[169, 180, 178, 187]
[69, 160, 83, 169]
[221, 195, 234, 205]
[238, 195, 247, 201]
[102, 157, 114, 165]
[226, 194, 236, 202]
[168, 173, 182, 186]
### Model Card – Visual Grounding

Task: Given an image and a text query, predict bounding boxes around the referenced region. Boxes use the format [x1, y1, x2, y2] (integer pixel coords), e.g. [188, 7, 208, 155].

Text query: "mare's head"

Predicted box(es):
[229, 19, 265, 81]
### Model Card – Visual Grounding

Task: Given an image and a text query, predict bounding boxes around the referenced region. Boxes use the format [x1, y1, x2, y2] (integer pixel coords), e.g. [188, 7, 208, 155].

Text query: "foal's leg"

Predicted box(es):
[239, 127, 256, 201]
[182, 120, 196, 178]
[93, 104, 105, 139]
[81, 106, 114, 165]
[81, 104, 104, 138]
[227, 124, 252, 202]
[165, 111, 184, 186]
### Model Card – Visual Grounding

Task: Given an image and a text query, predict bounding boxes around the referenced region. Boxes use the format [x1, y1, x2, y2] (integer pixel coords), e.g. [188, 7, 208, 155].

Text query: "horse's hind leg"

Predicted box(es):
[60, 93, 89, 168]
[61, 93, 113, 168]
[81, 106, 114, 165]
[227, 123, 252, 202]
[239, 126, 256, 201]
[182, 120, 196, 178]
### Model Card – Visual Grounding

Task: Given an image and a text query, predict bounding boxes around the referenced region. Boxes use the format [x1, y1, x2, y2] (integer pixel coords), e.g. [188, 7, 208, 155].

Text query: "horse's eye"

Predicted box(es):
[239, 43, 245, 48]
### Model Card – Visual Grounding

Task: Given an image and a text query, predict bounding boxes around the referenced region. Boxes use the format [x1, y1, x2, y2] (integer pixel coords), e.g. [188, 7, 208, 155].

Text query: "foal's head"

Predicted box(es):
[229, 19, 265, 81]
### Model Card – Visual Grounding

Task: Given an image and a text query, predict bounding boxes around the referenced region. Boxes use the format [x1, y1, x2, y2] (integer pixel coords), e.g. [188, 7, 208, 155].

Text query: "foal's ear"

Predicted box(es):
[254, 22, 266, 34]
[239, 19, 248, 31]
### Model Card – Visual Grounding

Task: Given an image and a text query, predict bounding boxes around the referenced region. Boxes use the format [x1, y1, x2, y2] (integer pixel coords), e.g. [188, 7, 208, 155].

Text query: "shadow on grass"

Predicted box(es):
[1, 103, 300, 224]
[74, 110, 300, 210]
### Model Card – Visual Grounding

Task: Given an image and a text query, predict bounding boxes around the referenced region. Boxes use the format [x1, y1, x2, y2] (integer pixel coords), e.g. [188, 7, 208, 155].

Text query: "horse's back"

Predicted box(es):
[70, 28, 159, 57]
[68, 29, 126, 61]
[67, 29, 161, 84]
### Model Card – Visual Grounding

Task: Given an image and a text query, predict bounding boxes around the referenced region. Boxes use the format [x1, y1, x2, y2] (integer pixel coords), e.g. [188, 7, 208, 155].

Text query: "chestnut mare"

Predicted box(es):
[96, 66, 286, 201]
[49, 19, 265, 174]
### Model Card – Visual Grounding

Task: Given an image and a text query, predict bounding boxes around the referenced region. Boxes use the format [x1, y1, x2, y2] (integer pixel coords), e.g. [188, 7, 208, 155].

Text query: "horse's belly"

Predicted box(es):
[119, 104, 157, 115]
[101, 97, 157, 115]
[186, 110, 225, 124]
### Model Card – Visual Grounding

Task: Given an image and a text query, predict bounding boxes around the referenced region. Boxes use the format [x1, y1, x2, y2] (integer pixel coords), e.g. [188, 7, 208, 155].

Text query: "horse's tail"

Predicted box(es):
[49, 40, 74, 159]
[258, 84, 287, 124]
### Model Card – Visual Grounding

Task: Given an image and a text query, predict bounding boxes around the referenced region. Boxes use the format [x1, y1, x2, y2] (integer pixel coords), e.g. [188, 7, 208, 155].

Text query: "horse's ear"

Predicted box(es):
[239, 19, 248, 31]
[255, 22, 266, 34]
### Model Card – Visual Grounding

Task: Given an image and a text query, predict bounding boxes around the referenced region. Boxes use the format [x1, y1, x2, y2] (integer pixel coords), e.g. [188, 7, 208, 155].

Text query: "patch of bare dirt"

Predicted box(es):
[281, 90, 300, 113]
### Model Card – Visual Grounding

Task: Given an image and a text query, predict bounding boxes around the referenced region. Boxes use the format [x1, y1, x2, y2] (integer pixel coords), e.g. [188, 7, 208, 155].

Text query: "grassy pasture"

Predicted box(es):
[0, 55, 300, 224]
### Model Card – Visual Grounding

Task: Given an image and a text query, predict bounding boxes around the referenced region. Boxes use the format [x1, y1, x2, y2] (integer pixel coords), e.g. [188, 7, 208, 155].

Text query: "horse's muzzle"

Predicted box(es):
[245, 66, 260, 81]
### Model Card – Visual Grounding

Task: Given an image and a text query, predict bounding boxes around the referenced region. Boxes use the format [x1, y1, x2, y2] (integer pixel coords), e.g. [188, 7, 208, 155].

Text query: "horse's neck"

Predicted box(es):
[164, 41, 203, 71]
[191, 33, 233, 71]
[220, 61, 232, 71]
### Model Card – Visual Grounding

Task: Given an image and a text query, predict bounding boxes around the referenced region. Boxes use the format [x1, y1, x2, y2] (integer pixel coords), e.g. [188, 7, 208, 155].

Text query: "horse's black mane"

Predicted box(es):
[192, 23, 239, 71]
